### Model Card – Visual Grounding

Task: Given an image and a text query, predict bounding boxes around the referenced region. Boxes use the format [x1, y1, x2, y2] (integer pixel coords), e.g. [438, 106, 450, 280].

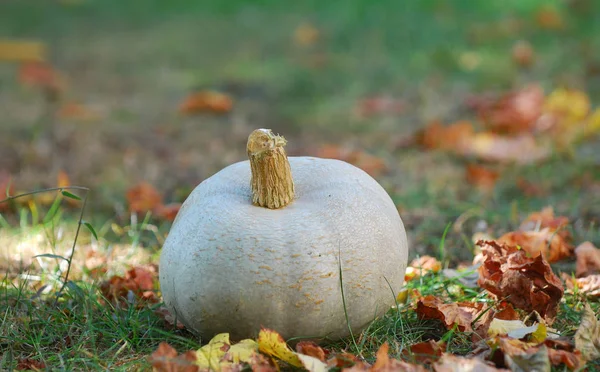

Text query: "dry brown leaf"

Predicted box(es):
[433, 353, 508, 371]
[520, 207, 571, 240]
[343, 343, 427, 372]
[417, 120, 474, 153]
[478, 85, 544, 134]
[415, 295, 485, 332]
[574, 241, 600, 277]
[465, 164, 500, 191]
[476, 240, 564, 324]
[149, 342, 199, 372]
[574, 303, 600, 361]
[498, 229, 572, 263]
[0, 40, 46, 62]
[126, 182, 163, 215]
[512, 40, 535, 68]
[99, 266, 159, 307]
[546, 348, 584, 371]
[314, 145, 387, 177]
[563, 274, 600, 298]
[401, 340, 445, 365]
[179, 91, 233, 115]
[296, 341, 326, 362]
[154, 306, 185, 330]
[15, 358, 46, 371]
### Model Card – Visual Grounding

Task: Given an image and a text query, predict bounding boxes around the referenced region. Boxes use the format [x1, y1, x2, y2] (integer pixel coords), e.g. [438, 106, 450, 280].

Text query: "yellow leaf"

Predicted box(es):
[544, 88, 590, 123]
[257, 328, 303, 367]
[584, 108, 600, 138]
[575, 303, 600, 361]
[196, 333, 230, 370]
[0, 40, 46, 62]
[227, 339, 259, 364]
[530, 322, 547, 343]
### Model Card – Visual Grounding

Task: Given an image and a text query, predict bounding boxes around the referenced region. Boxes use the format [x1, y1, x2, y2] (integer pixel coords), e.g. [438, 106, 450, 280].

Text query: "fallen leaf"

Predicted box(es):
[574, 303, 600, 361]
[344, 342, 427, 372]
[466, 133, 550, 164]
[498, 229, 572, 263]
[520, 207, 571, 240]
[99, 266, 158, 306]
[154, 306, 185, 330]
[402, 340, 445, 364]
[257, 328, 303, 368]
[0, 40, 46, 62]
[196, 333, 258, 370]
[294, 22, 319, 47]
[405, 255, 442, 281]
[156, 203, 182, 222]
[314, 145, 387, 177]
[546, 348, 584, 371]
[417, 120, 474, 153]
[503, 344, 551, 372]
[433, 353, 507, 371]
[415, 295, 485, 332]
[296, 341, 326, 362]
[476, 240, 564, 323]
[179, 91, 233, 115]
[465, 164, 500, 191]
[574, 241, 600, 277]
[563, 274, 600, 298]
[149, 342, 199, 372]
[535, 5, 565, 30]
[544, 88, 590, 123]
[512, 40, 535, 68]
[18, 61, 64, 95]
[478, 85, 544, 134]
[126, 182, 163, 215]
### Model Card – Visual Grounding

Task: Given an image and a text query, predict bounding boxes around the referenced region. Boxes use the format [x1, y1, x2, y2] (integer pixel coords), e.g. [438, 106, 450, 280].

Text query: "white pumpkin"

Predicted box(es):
[159, 129, 408, 342]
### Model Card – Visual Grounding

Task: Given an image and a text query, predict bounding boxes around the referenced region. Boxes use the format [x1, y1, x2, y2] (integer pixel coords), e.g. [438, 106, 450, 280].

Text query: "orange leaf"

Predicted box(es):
[476, 240, 564, 323]
[417, 120, 474, 153]
[99, 266, 159, 307]
[465, 132, 550, 164]
[179, 91, 232, 115]
[563, 274, 600, 298]
[18, 62, 64, 93]
[16, 358, 46, 371]
[149, 342, 199, 372]
[478, 85, 544, 134]
[126, 182, 163, 214]
[520, 207, 571, 240]
[465, 164, 500, 191]
[295, 341, 326, 362]
[57, 170, 71, 188]
[401, 340, 445, 365]
[156, 203, 182, 222]
[498, 229, 572, 263]
[415, 295, 485, 332]
[433, 354, 505, 372]
[535, 5, 565, 30]
[354, 96, 406, 118]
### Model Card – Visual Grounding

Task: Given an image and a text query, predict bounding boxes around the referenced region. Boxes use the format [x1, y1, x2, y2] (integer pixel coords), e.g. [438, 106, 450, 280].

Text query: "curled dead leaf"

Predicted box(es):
[296, 341, 326, 362]
[476, 240, 564, 324]
[401, 340, 445, 365]
[415, 295, 485, 332]
[99, 266, 158, 307]
[478, 85, 544, 134]
[574, 303, 600, 361]
[126, 182, 163, 215]
[563, 274, 600, 298]
[417, 120, 474, 153]
[433, 353, 507, 371]
[498, 229, 572, 263]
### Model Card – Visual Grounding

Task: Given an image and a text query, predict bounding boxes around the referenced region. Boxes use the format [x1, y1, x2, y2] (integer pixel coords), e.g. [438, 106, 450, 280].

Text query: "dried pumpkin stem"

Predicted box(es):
[247, 129, 295, 209]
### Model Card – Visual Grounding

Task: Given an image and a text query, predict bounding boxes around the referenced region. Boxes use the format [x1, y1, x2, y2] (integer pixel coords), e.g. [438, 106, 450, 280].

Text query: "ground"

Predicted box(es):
[1, 0, 599, 370]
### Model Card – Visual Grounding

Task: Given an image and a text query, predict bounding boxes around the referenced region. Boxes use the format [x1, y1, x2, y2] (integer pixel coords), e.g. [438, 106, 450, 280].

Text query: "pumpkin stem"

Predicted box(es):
[247, 129, 295, 209]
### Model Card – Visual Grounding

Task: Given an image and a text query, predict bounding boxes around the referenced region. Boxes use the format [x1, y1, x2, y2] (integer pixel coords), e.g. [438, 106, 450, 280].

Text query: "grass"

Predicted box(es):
[1, 0, 600, 370]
